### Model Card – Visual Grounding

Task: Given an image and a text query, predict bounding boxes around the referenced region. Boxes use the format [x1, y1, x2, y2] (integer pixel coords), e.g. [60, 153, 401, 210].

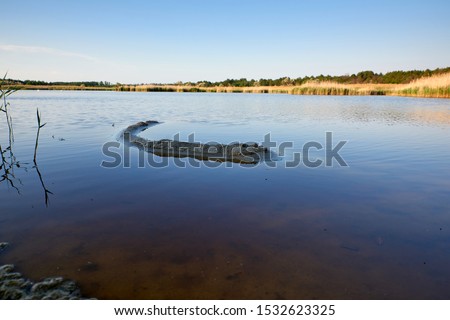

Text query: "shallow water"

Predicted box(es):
[1, 91, 450, 299]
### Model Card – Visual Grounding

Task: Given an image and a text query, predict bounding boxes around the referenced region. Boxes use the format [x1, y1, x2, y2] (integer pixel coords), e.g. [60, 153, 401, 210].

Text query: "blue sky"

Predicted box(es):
[1, 0, 449, 83]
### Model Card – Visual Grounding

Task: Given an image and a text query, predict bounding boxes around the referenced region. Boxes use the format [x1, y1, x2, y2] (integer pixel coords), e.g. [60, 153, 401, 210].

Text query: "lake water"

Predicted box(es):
[1, 91, 450, 299]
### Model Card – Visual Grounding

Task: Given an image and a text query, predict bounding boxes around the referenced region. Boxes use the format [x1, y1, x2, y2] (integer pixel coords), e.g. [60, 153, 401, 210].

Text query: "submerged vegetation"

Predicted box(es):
[0, 242, 87, 299]
[3, 67, 450, 98]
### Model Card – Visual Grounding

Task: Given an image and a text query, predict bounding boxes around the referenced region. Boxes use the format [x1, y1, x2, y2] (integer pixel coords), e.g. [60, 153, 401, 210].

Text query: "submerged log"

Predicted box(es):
[122, 120, 270, 164]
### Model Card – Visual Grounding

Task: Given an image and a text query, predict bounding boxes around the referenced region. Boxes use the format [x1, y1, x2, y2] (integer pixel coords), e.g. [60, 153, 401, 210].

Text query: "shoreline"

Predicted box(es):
[1, 242, 88, 299]
[9, 84, 450, 99]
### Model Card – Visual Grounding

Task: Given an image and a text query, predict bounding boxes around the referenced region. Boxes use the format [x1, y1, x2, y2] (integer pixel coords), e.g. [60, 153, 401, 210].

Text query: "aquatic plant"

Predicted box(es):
[0, 75, 20, 192]
[33, 109, 53, 206]
[33, 109, 46, 163]
[0, 74, 52, 206]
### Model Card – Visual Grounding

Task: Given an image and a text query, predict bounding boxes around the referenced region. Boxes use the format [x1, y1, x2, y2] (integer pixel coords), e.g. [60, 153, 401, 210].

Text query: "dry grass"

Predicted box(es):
[125, 73, 450, 98]
[395, 72, 450, 98]
[291, 81, 396, 96]
[290, 74, 450, 98]
[10, 72, 450, 98]
[16, 85, 113, 91]
[403, 72, 450, 89]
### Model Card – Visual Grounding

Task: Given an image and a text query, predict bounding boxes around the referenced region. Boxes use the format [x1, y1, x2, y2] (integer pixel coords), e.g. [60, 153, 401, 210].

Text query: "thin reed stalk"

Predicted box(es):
[1, 75, 52, 204]
[33, 109, 46, 163]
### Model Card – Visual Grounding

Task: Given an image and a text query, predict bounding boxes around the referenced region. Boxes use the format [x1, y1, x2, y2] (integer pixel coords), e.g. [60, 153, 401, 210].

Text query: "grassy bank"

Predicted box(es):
[395, 72, 450, 98]
[8, 72, 450, 98]
[116, 72, 450, 98]
[17, 84, 114, 91]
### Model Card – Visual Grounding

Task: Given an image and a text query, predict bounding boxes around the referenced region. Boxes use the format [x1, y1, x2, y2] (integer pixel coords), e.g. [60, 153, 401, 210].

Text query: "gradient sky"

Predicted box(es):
[1, 0, 449, 83]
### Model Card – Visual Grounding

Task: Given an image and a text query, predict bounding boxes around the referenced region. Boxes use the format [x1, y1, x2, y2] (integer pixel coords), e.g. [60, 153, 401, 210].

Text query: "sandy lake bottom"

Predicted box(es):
[1, 91, 450, 299]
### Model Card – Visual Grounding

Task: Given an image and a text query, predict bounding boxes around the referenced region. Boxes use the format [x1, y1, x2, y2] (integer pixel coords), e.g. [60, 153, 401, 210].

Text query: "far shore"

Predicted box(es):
[9, 72, 450, 99]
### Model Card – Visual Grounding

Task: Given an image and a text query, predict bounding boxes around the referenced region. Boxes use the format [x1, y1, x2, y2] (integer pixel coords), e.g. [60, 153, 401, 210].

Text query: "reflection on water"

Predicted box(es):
[0, 99, 52, 206]
[33, 163, 53, 207]
[339, 103, 450, 126]
[0, 145, 22, 194]
[1, 91, 450, 299]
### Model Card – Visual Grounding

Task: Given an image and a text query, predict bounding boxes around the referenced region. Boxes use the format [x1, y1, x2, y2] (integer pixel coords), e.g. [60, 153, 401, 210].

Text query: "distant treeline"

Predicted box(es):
[3, 79, 114, 87]
[4, 67, 450, 88]
[186, 67, 450, 87]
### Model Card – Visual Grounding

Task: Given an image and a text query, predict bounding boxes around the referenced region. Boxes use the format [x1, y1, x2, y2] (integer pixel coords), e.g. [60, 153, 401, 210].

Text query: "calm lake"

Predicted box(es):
[1, 91, 450, 299]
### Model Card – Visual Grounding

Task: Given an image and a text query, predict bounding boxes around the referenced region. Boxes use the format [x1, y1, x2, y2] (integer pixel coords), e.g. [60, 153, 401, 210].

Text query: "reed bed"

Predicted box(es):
[17, 85, 114, 91]
[124, 83, 393, 96]
[124, 74, 450, 98]
[291, 81, 394, 96]
[395, 72, 450, 98]
[11, 72, 450, 98]
[120, 85, 292, 94]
